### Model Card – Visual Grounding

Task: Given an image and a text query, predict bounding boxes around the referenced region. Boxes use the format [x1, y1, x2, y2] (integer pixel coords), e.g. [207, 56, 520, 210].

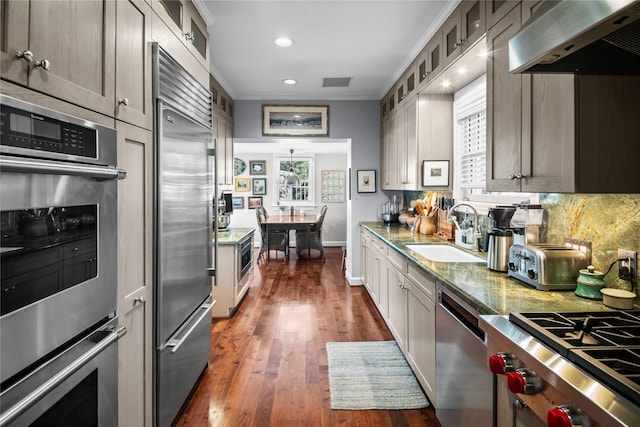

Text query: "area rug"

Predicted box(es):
[326, 340, 430, 410]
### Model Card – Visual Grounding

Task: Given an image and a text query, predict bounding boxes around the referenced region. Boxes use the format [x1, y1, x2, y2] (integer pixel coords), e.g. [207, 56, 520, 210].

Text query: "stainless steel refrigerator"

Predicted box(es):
[153, 44, 215, 427]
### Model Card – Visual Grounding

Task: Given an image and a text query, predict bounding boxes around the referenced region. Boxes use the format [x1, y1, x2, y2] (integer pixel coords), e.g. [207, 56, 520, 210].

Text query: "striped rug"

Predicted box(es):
[326, 340, 430, 410]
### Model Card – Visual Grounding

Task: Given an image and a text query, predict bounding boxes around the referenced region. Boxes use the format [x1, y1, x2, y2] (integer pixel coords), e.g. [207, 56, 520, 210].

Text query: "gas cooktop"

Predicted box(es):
[510, 310, 640, 407]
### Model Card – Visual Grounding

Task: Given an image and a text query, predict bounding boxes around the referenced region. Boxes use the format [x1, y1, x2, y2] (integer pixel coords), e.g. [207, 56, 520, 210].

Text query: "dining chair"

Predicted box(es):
[295, 205, 327, 259]
[256, 207, 289, 260]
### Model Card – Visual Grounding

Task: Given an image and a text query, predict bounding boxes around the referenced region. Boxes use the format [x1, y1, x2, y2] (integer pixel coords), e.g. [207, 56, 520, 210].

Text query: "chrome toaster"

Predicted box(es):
[507, 244, 590, 291]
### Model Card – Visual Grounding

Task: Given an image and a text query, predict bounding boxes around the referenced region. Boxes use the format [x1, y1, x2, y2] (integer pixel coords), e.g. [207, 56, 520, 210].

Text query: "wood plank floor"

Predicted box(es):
[173, 247, 442, 427]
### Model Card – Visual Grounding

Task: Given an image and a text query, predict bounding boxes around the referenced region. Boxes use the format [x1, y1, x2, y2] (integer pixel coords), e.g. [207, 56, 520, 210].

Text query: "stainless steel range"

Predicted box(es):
[480, 311, 640, 427]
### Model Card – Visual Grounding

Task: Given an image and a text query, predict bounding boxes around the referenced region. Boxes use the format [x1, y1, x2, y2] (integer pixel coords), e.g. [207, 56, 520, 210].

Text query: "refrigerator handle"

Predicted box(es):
[165, 302, 214, 354]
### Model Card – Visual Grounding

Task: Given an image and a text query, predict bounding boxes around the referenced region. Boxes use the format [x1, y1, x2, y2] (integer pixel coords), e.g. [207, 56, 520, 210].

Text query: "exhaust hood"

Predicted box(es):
[509, 0, 640, 74]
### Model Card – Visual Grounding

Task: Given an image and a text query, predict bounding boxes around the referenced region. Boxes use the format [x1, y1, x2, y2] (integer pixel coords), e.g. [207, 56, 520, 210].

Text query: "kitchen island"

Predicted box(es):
[212, 227, 254, 317]
[361, 221, 636, 314]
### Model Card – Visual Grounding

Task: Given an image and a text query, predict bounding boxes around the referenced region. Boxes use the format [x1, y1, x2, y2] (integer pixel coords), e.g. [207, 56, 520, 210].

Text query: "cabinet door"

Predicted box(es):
[486, 5, 522, 192]
[486, 0, 520, 30]
[425, 33, 443, 81]
[441, 8, 461, 70]
[215, 115, 233, 187]
[369, 244, 382, 305]
[0, 0, 29, 84]
[184, 1, 209, 70]
[27, 0, 116, 116]
[417, 94, 454, 190]
[406, 278, 436, 400]
[116, 0, 153, 130]
[461, 0, 486, 52]
[117, 121, 153, 427]
[386, 262, 406, 350]
[403, 97, 418, 188]
[381, 113, 399, 190]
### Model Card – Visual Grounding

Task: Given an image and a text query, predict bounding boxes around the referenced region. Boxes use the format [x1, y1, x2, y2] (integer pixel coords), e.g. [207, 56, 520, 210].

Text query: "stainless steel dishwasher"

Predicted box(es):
[435, 283, 493, 427]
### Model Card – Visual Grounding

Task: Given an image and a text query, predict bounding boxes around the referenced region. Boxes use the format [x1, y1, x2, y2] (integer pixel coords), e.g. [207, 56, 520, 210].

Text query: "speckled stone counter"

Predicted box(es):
[214, 228, 254, 245]
[361, 222, 638, 315]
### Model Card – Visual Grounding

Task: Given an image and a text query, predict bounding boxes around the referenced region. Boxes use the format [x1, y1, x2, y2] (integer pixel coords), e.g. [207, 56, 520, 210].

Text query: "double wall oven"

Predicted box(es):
[0, 95, 126, 426]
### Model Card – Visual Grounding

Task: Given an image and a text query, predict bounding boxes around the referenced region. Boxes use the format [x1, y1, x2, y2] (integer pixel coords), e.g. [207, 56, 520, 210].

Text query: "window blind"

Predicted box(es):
[459, 110, 486, 189]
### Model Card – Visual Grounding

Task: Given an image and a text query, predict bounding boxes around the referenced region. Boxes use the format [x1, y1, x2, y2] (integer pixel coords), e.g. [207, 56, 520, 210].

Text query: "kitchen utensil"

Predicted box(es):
[601, 288, 636, 309]
[575, 265, 605, 300]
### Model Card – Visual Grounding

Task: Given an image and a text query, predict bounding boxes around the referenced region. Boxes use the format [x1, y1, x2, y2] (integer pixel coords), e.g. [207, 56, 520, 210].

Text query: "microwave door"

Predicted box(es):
[155, 104, 213, 346]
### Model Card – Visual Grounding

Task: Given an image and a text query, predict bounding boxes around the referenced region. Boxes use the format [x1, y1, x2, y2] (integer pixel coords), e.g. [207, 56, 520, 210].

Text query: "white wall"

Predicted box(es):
[228, 152, 348, 246]
[233, 100, 387, 283]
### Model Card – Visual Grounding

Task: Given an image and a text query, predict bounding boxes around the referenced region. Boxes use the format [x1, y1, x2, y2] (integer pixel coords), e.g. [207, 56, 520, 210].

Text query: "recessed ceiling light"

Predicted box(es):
[283, 79, 297, 85]
[274, 37, 294, 47]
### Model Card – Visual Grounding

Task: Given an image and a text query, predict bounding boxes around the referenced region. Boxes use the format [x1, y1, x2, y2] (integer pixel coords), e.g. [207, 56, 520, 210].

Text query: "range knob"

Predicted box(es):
[507, 368, 544, 394]
[548, 405, 589, 427]
[488, 352, 519, 375]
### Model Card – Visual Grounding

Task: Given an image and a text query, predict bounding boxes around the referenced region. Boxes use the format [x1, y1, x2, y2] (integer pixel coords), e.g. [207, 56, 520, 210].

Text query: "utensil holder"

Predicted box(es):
[418, 216, 436, 235]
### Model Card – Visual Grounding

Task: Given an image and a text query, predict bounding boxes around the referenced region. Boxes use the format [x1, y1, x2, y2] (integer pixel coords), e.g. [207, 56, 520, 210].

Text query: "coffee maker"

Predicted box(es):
[510, 204, 544, 245]
[214, 192, 232, 230]
[485, 206, 516, 272]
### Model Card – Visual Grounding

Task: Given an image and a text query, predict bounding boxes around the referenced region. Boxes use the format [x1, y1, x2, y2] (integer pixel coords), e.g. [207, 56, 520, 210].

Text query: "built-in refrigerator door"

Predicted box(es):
[156, 103, 213, 345]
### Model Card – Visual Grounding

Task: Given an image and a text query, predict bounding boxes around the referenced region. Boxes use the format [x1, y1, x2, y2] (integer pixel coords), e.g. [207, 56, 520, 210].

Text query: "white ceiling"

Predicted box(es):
[194, 1, 457, 101]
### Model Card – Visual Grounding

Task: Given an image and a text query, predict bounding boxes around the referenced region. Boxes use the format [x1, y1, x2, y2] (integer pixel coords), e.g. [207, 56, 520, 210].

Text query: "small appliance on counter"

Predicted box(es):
[485, 205, 516, 272]
[510, 203, 544, 245]
[382, 195, 400, 224]
[507, 243, 589, 290]
[215, 192, 233, 230]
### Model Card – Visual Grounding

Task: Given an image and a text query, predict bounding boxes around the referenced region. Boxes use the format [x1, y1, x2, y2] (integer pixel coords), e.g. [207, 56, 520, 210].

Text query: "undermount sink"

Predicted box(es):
[405, 244, 484, 263]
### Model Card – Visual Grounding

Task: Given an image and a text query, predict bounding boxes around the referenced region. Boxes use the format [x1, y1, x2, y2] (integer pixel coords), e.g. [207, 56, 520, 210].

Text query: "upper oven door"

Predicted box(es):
[0, 147, 123, 386]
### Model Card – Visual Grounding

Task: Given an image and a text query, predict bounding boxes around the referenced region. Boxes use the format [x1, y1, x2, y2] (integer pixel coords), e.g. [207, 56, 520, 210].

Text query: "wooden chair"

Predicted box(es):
[296, 205, 327, 259]
[256, 207, 289, 260]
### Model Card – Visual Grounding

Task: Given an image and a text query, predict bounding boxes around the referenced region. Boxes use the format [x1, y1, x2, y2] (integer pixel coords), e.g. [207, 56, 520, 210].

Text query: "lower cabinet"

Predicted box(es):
[359, 227, 436, 403]
[212, 234, 254, 318]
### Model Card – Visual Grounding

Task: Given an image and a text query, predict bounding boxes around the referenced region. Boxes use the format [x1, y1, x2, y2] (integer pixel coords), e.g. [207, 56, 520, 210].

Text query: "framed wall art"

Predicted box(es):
[252, 178, 266, 195]
[234, 178, 250, 192]
[231, 197, 244, 209]
[357, 170, 376, 193]
[248, 196, 263, 209]
[422, 160, 449, 187]
[249, 160, 266, 175]
[262, 105, 329, 137]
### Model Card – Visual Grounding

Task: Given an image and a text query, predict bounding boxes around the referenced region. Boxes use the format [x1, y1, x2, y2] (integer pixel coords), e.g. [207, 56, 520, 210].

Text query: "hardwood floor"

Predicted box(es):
[173, 247, 442, 427]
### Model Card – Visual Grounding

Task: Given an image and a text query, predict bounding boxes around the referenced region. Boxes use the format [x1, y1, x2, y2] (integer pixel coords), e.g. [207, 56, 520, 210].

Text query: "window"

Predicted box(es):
[275, 155, 315, 206]
[453, 75, 535, 209]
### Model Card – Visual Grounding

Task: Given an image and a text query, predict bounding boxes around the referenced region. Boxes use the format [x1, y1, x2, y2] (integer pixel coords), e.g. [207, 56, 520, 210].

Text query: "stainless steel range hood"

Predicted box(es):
[509, 0, 640, 74]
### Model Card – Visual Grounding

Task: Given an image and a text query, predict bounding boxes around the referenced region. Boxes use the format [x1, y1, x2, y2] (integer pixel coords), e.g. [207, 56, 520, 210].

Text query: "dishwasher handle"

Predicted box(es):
[438, 289, 485, 342]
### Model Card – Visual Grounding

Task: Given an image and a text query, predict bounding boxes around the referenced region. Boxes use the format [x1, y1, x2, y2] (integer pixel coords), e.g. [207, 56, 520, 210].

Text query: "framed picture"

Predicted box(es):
[235, 177, 250, 192]
[231, 196, 244, 209]
[262, 105, 329, 136]
[252, 178, 267, 195]
[250, 160, 266, 175]
[422, 160, 450, 187]
[248, 196, 263, 209]
[357, 170, 376, 193]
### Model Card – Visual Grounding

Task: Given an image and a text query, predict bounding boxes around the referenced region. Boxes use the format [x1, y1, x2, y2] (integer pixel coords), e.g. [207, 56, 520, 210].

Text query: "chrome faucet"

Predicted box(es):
[448, 203, 482, 251]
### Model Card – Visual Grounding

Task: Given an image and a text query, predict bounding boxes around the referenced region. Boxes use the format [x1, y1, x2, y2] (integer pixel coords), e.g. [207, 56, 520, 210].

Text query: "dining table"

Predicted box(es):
[263, 213, 319, 261]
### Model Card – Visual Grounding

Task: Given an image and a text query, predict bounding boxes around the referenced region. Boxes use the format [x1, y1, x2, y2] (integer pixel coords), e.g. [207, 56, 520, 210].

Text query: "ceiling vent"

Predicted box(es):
[322, 77, 351, 88]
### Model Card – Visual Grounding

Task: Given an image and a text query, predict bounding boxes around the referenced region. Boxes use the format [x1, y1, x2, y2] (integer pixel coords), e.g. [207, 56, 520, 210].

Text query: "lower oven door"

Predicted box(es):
[496, 379, 546, 427]
[0, 317, 125, 427]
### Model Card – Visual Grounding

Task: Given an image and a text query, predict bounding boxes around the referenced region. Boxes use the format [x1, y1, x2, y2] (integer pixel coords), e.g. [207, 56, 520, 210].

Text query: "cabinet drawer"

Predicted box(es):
[63, 238, 97, 259]
[387, 247, 406, 272]
[406, 263, 435, 301]
[2, 246, 63, 277]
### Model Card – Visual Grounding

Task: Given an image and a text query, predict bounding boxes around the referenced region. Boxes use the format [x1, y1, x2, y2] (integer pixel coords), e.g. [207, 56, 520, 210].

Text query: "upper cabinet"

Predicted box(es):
[115, 0, 153, 130]
[416, 35, 443, 91]
[211, 76, 234, 189]
[486, 0, 520, 30]
[486, 1, 640, 193]
[152, 0, 209, 70]
[1, 0, 116, 117]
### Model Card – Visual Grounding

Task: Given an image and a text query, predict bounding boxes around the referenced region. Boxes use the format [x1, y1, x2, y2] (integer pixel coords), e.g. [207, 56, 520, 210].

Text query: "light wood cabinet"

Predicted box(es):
[386, 259, 406, 351]
[486, 3, 640, 193]
[115, 0, 153, 130]
[214, 114, 234, 187]
[405, 270, 436, 400]
[1, 0, 116, 117]
[151, 0, 209, 70]
[461, 0, 486, 53]
[486, 0, 520, 30]
[211, 233, 254, 318]
[380, 111, 400, 189]
[116, 121, 153, 427]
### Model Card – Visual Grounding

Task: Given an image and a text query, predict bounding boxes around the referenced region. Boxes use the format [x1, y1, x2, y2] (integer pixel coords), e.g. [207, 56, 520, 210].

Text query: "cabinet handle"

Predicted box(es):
[118, 98, 129, 106]
[509, 173, 527, 180]
[184, 32, 195, 42]
[34, 59, 50, 71]
[16, 50, 34, 63]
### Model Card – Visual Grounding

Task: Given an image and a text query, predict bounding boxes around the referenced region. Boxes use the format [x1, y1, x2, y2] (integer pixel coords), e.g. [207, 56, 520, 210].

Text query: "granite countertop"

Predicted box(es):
[361, 222, 637, 315]
[214, 227, 254, 245]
